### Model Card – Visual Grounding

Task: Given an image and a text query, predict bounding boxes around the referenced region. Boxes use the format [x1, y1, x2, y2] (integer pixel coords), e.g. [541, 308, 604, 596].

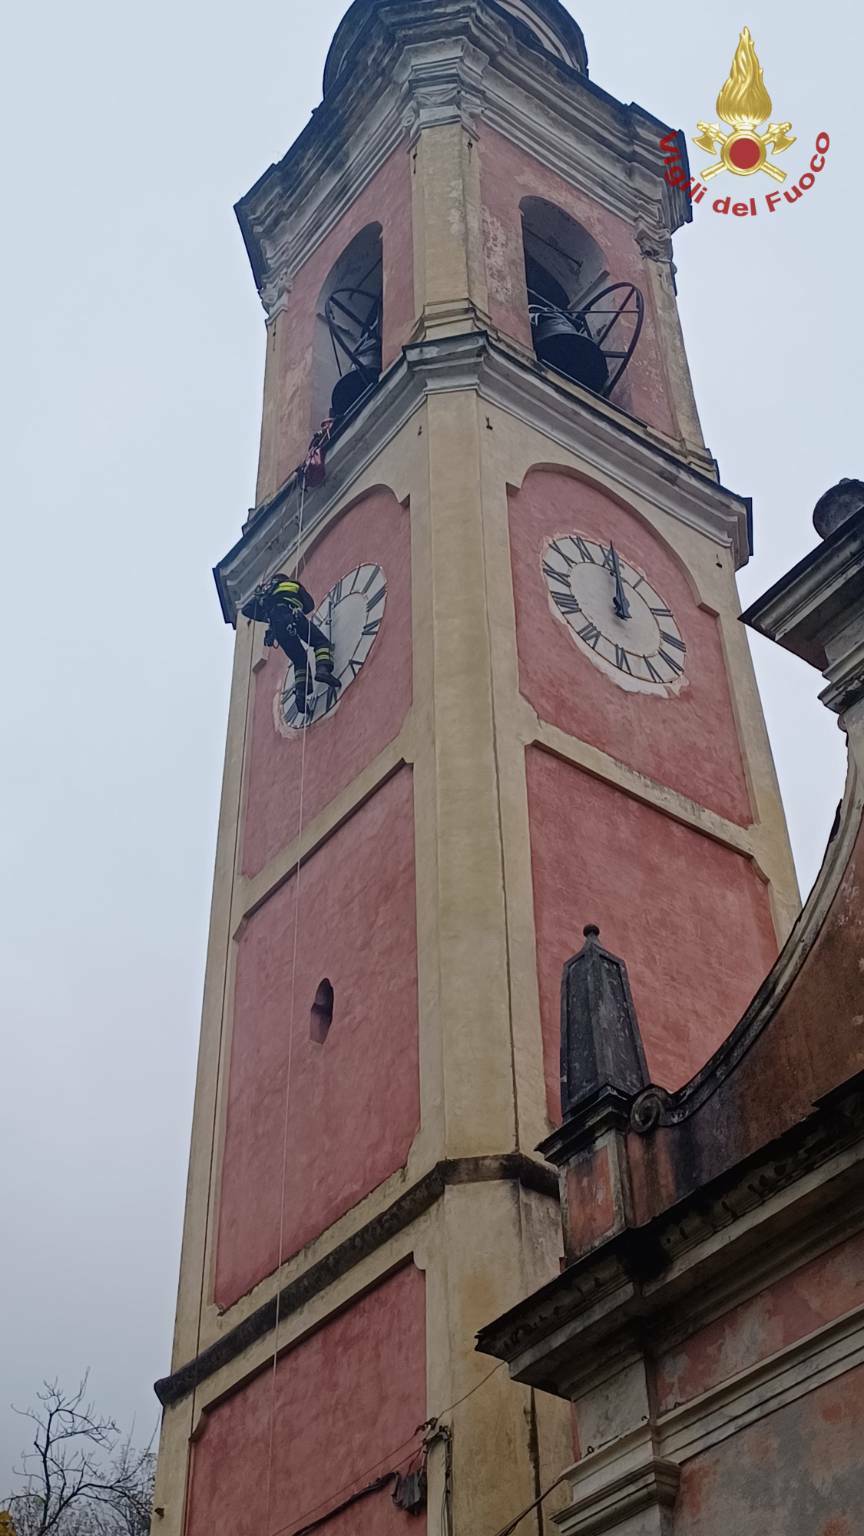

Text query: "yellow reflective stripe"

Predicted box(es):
[274, 583, 302, 604]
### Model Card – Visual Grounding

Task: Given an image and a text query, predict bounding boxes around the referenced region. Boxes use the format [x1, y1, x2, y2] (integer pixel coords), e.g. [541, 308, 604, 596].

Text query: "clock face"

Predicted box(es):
[275, 563, 386, 731]
[542, 534, 687, 695]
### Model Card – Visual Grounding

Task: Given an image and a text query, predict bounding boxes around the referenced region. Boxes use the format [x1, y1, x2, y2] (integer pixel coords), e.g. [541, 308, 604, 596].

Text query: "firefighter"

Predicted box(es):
[242, 574, 339, 715]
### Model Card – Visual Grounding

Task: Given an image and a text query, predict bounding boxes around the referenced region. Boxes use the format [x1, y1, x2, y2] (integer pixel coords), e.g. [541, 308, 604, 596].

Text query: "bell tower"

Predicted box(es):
[152, 4, 799, 1535]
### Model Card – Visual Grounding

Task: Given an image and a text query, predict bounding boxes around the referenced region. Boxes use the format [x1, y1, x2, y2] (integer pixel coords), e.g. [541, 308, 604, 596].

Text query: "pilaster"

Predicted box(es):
[434, 1180, 570, 1536]
[634, 232, 708, 467]
[410, 104, 490, 338]
[554, 1426, 679, 1536]
[422, 387, 516, 1154]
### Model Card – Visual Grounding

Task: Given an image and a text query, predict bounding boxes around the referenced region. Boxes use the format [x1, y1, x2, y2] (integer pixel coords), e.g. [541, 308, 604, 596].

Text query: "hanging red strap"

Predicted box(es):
[303, 419, 333, 489]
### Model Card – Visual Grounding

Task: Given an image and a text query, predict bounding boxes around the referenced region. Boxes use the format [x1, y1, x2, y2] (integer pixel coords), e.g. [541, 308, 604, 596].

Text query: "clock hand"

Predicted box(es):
[608, 543, 631, 621]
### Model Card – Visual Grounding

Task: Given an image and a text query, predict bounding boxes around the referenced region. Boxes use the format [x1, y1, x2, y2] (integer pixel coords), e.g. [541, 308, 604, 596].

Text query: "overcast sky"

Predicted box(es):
[0, 0, 856, 1494]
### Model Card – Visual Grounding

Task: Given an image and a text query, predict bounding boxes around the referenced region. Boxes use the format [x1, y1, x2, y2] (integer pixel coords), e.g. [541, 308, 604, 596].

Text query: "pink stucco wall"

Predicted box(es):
[657, 1230, 864, 1415]
[216, 767, 419, 1308]
[510, 468, 754, 828]
[527, 748, 778, 1106]
[479, 125, 678, 438]
[187, 1264, 427, 1536]
[257, 145, 415, 503]
[627, 818, 864, 1224]
[672, 1366, 864, 1536]
[563, 1143, 617, 1256]
[242, 485, 412, 880]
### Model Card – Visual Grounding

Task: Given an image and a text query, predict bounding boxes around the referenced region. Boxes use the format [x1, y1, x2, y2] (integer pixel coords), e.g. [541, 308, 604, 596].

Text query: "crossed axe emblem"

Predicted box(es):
[693, 120, 796, 182]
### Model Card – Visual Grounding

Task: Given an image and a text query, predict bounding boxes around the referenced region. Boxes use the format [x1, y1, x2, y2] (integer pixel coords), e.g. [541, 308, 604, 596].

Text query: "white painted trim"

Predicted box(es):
[216, 334, 749, 620]
[658, 1300, 864, 1464]
[555, 1439, 679, 1535]
[531, 717, 760, 863]
[822, 630, 864, 714]
[239, 7, 689, 305]
[552, 1304, 864, 1533]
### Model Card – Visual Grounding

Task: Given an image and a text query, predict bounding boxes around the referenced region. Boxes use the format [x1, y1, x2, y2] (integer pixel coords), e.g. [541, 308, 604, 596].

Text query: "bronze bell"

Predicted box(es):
[532, 308, 609, 395]
[330, 333, 382, 419]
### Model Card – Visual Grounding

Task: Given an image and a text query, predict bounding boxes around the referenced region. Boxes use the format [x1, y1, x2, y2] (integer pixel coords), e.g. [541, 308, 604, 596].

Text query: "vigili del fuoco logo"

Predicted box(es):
[661, 27, 830, 218]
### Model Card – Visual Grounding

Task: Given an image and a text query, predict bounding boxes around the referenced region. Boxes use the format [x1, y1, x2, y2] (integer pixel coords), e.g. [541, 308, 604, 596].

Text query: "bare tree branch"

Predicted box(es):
[3, 1379, 155, 1536]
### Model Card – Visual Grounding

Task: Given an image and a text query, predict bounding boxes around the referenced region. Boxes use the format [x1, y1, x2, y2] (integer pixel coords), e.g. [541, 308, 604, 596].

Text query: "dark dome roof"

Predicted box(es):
[323, 0, 588, 97]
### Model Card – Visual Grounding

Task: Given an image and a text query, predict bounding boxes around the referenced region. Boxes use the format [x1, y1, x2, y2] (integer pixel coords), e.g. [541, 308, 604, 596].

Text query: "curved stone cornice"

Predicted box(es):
[323, 0, 589, 98]
[235, 0, 691, 311]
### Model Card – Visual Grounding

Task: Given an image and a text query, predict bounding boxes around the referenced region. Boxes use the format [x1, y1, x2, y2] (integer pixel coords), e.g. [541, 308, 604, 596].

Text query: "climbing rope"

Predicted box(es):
[183, 436, 323, 1536]
[182, 509, 266, 1535]
[264, 461, 314, 1536]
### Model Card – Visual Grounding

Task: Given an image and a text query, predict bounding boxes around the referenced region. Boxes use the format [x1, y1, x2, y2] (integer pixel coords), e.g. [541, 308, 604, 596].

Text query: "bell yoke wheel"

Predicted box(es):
[323, 286, 383, 419]
[529, 281, 644, 399]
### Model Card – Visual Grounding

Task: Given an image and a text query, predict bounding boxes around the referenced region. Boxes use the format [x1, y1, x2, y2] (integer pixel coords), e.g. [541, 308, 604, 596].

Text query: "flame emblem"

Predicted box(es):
[693, 28, 795, 181]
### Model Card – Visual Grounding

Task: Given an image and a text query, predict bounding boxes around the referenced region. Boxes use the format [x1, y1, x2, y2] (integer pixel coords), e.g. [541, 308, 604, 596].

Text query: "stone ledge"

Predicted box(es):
[476, 1079, 864, 1393]
[550, 1301, 864, 1533]
[554, 1429, 679, 1536]
[154, 1151, 557, 1407]
[214, 332, 749, 624]
[658, 1298, 864, 1466]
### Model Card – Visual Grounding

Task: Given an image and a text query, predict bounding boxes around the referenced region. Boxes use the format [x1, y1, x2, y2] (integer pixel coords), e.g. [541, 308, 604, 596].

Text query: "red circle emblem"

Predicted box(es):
[728, 135, 762, 170]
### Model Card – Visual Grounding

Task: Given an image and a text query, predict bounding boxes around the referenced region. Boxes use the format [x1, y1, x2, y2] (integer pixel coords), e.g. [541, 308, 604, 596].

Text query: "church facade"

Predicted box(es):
[148, 4, 839, 1535]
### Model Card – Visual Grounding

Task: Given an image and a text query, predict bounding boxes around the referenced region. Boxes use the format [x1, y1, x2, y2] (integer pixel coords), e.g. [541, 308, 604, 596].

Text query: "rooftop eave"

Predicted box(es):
[742, 508, 864, 711]
[477, 1075, 864, 1395]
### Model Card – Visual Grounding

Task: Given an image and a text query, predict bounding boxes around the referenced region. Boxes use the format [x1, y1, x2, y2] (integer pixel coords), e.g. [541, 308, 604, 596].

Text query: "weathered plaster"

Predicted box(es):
[241, 484, 413, 878]
[155, 5, 803, 1536]
[216, 768, 420, 1306]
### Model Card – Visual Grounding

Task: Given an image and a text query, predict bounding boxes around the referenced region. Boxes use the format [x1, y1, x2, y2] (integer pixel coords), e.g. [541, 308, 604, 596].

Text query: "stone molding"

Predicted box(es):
[552, 1302, 864, 1534]
[476, 1081, 864, 1391]
[235, 0, 690, 310]
[214, 332, 748, 624]
[658, 1299, 864, 1467]
[322, 0, 589, 96]
[231, 715, 772, 971]
[529, 719, 766, 867]
[554, 1430, 679, 1536]
[238, 745, 411, 924]
[540, 1088, 637, 1165]
[822, 630, 864, 715]
[397, 38, 489, 143]
[742, 505, 864, 714]
[154, 1152, 556, 1407]
[258, 269, 292, 321]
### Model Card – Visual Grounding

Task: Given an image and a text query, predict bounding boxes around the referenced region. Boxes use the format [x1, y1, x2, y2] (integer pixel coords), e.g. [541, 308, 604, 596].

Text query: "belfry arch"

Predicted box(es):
[520, 197, 644, 402]
[311, 222, 383, 427]
[521, 196, 610, 316]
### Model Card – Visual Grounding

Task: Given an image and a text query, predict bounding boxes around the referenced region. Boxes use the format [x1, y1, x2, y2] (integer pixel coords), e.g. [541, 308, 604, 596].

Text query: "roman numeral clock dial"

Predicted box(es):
[276, 563, 387, 732]
[543, 535, 687, 695]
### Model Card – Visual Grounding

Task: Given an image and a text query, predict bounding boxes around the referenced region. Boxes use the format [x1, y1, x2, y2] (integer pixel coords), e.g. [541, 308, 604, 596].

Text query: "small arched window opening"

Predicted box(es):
[310, 978, 334, 1044]
[521, 198, 644, 402]
[312, 224, 383, 428]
